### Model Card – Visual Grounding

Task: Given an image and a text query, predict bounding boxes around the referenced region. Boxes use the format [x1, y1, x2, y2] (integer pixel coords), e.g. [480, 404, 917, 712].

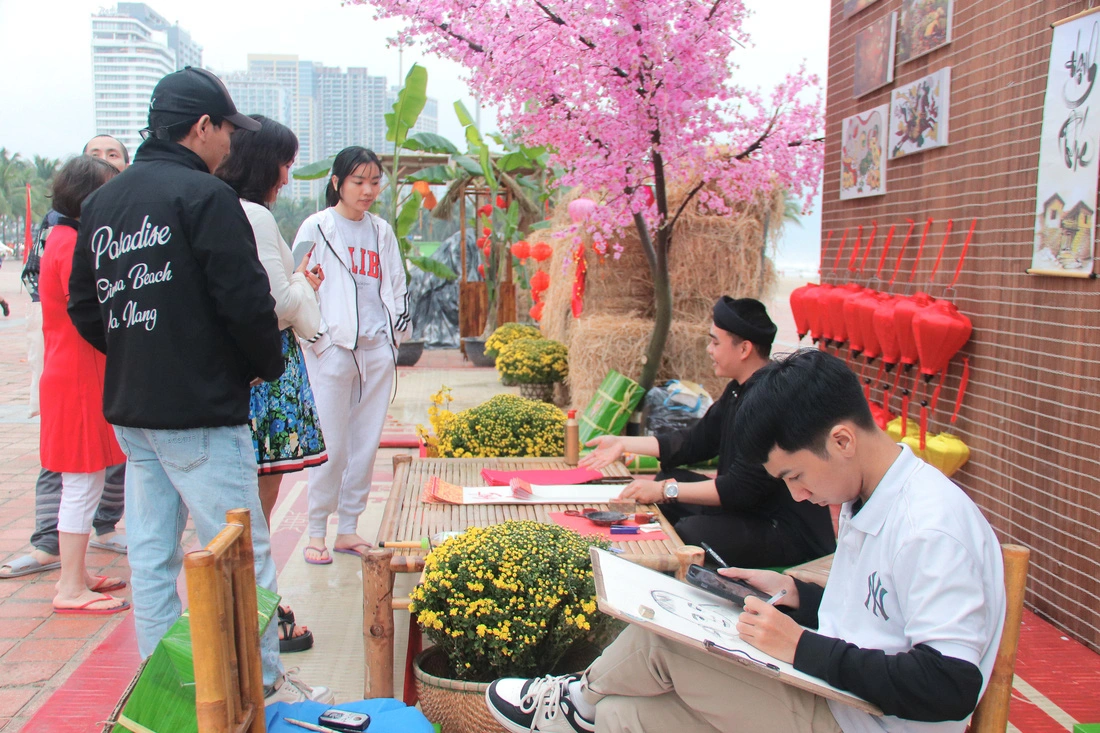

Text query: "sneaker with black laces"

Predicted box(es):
[486, 673, 596, 733]
[264, 667, 335, 705]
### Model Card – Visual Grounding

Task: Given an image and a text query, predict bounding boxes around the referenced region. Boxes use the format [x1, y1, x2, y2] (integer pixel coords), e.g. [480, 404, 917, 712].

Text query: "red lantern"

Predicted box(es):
[511, 240, 531, 263]
[843, 290, 867, 357]
[805, 283, 832, 344]
[482, 227, 492, 236]
[913, 300, 972, 382]
[530, 270, 550, 294]
[530, 302, 545, 321]
[824, 283, 863, 347]
[893, 292, 934, 368]
[856, 291, 890, 362]
[642, 186, 655, 207]
[789, 283, 816, 341]
[530, 242, 553, 263]
[872, 296, 901, 370]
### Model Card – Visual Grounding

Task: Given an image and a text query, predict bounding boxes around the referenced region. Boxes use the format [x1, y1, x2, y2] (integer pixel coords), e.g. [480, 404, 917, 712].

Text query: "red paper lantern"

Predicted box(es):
[824, 283, 863, 347]
[642, 186, 655, 208]
[511, 240, 531, 263]
[789, 283, 816, 341]
[913, 300, 972, 381]
[530, 270, 550, 294]
[530, 302, 545, 321]
[843, 290, 867, 356]
[869, 402, 894, 431]
[872, 296, 901, 370]
[530, 242, 553, 263]
[893, 292, 934, 368]
[856, 291, 890, 362]
[804, 283, 832, 343]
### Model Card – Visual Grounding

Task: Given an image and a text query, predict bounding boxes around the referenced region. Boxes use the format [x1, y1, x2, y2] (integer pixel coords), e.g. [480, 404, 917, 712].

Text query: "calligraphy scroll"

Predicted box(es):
[1031, 7, 1100, 277]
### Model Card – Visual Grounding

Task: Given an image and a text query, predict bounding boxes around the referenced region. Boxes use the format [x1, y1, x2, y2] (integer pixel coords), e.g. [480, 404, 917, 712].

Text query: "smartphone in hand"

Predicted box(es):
[685, 564, 771, 606]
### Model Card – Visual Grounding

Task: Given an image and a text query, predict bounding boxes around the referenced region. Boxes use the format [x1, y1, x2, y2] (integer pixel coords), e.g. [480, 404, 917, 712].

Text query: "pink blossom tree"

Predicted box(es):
[359, 0, 824, 389]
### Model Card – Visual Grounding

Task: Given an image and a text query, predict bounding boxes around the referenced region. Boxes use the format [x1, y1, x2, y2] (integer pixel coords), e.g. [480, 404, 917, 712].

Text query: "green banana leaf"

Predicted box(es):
[407, 164, 457, 184]
[403, 132, 460, 155]
[385, 64, 428, 146]
[292, 156, 335, 180]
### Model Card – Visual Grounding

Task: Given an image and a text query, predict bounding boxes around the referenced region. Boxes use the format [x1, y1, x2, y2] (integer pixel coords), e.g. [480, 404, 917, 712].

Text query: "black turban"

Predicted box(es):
[712, 296, 777, 346]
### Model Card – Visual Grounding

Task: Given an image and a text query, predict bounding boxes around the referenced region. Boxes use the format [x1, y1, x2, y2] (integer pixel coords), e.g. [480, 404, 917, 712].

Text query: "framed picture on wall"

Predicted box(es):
[843, 0, 882, 20]
[840, 105, 889, 199]
[898, 0, 954, 64]
[888, 67, 951, 159]
[853, 12, 897, 98]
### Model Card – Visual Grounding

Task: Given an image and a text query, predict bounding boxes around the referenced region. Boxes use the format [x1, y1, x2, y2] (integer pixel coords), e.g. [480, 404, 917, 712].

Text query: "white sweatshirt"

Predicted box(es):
[242, 200, 321, 340]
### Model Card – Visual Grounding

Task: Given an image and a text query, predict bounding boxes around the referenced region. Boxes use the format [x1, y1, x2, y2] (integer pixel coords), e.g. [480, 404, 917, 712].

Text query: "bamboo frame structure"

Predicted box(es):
[184, 508, 265, 733]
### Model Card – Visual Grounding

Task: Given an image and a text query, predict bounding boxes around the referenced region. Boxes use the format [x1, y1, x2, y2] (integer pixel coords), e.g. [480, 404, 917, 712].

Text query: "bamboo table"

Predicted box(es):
[361, 455, 701, 700]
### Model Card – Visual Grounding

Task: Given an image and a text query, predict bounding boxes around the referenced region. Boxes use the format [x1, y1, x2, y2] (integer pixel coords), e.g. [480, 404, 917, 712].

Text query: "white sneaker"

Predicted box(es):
[264, 668, 336, 705]
[485, 674, 595, 733]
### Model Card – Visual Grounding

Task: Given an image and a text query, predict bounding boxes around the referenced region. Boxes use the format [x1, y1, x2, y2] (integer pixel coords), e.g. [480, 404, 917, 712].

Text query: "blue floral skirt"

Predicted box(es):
[250, 329, 328, 475]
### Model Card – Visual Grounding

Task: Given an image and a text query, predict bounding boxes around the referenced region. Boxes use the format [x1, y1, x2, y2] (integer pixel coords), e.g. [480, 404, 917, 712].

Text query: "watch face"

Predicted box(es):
[665, 482, 679, 499]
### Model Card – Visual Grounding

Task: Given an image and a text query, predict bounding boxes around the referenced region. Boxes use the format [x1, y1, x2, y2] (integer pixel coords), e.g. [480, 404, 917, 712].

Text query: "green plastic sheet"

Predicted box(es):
[112, 586, 280, 733]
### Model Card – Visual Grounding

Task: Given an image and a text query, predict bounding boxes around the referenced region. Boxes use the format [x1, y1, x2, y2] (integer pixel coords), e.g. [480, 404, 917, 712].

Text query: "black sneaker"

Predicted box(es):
[486, 673, 596, 733]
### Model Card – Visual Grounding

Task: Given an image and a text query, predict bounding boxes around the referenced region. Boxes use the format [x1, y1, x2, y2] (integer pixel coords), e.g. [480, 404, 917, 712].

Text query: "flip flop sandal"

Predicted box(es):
[333, 543, 373, 557]
[303, 546, 332, 565]
[54, 594, 131, 616]
[89, 533, 128, 554]
[0, 555, 61, 578]
[279, 618, 314, 653]
[278, 605, 295, 625]
[89, 575, 127, 593]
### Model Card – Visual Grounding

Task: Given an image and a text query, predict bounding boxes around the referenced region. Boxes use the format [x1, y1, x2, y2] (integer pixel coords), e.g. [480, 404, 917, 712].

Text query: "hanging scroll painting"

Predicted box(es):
[853, 12, 897, 98]
[898, 0, 953, 64]
[888, 67, 950, 159]
[840, 105, 888, 200]
[843, 0, 882, 21]
[1030, 7, 1100, 277]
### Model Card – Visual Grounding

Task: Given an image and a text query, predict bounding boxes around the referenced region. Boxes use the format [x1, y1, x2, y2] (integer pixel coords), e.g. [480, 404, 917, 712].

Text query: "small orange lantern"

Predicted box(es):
[531, 242, 553, 263]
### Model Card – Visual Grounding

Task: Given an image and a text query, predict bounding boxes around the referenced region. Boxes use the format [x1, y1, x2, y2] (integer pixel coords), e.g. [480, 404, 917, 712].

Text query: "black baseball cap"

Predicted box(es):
[146, 66, 261, 132]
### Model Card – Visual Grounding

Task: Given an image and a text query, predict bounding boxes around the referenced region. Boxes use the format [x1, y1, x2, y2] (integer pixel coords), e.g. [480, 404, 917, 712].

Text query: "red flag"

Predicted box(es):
[23, 183, 32, 264]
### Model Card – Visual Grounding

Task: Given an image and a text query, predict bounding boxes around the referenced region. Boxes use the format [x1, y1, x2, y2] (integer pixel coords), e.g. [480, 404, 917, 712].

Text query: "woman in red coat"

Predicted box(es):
[40, 156, 129, 615]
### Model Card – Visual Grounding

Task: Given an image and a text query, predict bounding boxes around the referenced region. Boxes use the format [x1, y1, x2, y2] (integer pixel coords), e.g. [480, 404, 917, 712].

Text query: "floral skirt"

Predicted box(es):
[250, 329, 328, 475]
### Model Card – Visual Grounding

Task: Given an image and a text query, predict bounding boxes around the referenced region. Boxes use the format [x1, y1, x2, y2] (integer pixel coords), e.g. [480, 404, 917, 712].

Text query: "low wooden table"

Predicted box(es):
[360, 455, 698, 700]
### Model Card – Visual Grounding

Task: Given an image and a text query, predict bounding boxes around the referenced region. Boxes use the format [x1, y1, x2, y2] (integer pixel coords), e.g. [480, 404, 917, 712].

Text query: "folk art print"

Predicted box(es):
[898, 0, 953, 64]
[841, 105, 888, 199]
[888, 67, 951, 159]
[1031, 8, 1100, 277]
[843, 0, 881, 20]
[853, 12, 897, 98]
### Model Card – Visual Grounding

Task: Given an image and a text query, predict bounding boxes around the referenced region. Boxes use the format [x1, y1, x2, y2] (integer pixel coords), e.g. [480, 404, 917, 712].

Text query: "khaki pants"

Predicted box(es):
[583, 625, 843, 733]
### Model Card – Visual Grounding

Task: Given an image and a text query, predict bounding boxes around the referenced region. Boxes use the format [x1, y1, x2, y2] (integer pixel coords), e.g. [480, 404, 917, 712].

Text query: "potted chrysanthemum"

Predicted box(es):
[410, 521, 617, 733]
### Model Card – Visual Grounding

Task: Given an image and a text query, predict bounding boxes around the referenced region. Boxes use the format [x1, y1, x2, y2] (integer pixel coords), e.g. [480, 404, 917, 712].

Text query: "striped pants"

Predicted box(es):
[29, 464, 125, 555]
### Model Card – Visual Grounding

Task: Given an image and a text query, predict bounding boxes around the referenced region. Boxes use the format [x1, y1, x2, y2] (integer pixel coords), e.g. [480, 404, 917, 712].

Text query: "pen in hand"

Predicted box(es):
[700, 542, 728, 568]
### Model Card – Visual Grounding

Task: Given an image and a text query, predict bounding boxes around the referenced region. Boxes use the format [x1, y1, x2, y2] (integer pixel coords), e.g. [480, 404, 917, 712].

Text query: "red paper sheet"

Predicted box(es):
[481, 468, 605, 486]
[548, 512, 669, 541]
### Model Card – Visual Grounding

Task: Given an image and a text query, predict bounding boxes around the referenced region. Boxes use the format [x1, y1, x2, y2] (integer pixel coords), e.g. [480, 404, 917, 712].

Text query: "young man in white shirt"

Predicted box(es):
[486, 348, 1006, 733]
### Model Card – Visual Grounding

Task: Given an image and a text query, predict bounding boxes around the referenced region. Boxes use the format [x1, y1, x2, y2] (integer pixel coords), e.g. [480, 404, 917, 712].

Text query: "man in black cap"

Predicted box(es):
[582, 297, 836, 568]
[68, 67, 332, 704]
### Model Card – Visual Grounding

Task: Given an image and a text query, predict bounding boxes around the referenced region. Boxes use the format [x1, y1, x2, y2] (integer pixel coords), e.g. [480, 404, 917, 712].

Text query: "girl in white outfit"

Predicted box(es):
[292, 147, 409, 564]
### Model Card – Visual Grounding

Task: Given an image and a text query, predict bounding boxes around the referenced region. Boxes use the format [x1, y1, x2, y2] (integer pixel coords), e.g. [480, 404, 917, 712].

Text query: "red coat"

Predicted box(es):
[39, 222, 125, 472]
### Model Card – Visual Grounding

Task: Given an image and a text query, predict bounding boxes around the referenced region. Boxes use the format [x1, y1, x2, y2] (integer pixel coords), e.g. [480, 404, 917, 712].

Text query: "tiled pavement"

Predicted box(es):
[0, 265, 1099, 731]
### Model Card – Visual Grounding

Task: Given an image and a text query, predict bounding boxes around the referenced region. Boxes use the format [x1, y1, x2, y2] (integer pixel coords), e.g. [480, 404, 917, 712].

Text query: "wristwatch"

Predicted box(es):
[662, 480, 680, 504]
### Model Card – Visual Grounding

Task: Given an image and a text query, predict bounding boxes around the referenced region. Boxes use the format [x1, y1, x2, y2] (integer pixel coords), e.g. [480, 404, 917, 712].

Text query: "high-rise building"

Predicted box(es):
[221, 72, 292, 127]
[247, 55, 321, 199]
[91, 4, 203, 154]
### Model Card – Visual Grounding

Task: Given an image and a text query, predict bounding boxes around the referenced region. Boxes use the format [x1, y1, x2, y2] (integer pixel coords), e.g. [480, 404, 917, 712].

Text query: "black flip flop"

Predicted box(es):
[279, 615, 314, 653]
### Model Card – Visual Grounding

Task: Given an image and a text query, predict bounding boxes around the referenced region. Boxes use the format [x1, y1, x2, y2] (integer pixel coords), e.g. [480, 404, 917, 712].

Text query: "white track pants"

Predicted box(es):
[303, 341, 394, 538]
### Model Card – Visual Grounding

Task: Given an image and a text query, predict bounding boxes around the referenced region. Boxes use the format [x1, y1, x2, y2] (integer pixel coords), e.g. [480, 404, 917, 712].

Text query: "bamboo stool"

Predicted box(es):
[184, 508, 266, 733]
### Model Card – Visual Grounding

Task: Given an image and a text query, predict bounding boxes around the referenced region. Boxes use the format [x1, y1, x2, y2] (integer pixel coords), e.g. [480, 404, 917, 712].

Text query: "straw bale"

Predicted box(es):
[566, 315, 729, 411]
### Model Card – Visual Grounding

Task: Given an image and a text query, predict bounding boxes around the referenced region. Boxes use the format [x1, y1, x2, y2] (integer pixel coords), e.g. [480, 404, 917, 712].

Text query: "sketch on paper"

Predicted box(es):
[889, 67, 951, 159]
[840, 105, 888, 199]
[898, 0, 953, 64]
[1031, 10, 1100, 276]
[650, 590, 740, 642]
[853, 13, 897, 98]
[843, 0, 882, 20]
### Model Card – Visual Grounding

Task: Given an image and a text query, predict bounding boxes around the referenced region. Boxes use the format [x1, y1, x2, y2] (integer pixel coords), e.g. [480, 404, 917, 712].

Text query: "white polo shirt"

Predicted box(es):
[818, 445, 1006, 733]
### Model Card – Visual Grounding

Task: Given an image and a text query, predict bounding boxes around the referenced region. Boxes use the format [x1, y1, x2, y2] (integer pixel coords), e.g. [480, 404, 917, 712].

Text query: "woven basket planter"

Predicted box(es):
[519, 382, 555, 402]
[413, 647, 509, 733]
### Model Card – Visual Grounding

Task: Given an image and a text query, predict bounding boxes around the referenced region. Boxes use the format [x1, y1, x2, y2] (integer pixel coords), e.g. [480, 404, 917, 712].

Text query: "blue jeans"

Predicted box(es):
[113, 424, 282, 685]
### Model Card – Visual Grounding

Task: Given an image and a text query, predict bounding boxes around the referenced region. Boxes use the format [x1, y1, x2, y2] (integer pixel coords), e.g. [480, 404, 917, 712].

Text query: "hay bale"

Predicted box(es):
[566, 315, 728, 411]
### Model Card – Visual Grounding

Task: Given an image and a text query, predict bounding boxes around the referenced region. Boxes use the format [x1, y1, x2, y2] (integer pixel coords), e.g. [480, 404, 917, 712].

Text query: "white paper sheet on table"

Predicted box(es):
[458, 484, 626, 504]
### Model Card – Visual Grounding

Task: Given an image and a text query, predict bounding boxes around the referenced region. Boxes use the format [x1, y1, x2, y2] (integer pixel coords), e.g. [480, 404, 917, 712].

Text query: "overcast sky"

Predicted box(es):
[0, 0, 828, 266]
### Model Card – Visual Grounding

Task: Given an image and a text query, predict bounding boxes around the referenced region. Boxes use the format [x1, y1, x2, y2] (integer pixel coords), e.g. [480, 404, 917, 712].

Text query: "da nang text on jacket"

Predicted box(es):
[91, 216, 172, 269]
[108, 300, 157, 332]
